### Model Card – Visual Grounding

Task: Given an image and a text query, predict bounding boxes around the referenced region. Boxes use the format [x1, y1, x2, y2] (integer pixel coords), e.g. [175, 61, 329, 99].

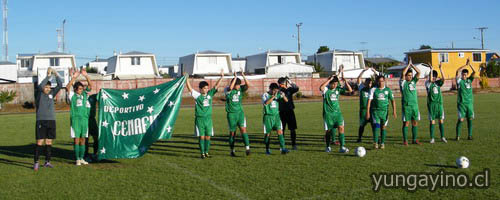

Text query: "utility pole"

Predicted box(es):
[296, 22, 302, 54]
[2, 0, 7, 61]
[62, 19, 66, 52]
[476, 27, 488, 49]
[360, 41, 368, 58]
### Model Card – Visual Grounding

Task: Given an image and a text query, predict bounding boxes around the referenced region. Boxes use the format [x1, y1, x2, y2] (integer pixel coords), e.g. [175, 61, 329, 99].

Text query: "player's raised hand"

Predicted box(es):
[241, 68, 245, 77]
[220, 68, 225, 77]
[408, 57, 413, 65]
[81, 68, 88, 76]
[47, 67, 52, 76]
[72, 69, 80, 79]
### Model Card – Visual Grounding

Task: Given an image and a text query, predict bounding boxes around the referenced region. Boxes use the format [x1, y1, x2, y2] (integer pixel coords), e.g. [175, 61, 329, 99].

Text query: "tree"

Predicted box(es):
[317, 46, 330, 54]
[484, 61, 500, 78]
[419, 45, 432, 50]
[0, 90, 17, 110]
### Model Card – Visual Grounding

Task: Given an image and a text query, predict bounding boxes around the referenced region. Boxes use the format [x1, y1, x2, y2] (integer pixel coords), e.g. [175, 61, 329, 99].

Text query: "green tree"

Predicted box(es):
[484, 61, 500, 78]
[0, 90, 17, 110]
[85, 66, 98, 73]
[419, 45, 432, 50]
[317, 46, 330, 54]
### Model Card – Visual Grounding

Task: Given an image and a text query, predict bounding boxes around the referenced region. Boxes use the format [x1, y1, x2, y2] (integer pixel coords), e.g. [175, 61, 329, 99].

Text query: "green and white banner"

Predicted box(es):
[97, 76, 186, 160]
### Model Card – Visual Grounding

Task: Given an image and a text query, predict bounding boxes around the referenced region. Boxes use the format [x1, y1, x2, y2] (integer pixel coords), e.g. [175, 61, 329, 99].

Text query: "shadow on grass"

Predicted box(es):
[424, 164, 457, 169]
[0, 158, 33, 169]
[0, 144, 75, 161]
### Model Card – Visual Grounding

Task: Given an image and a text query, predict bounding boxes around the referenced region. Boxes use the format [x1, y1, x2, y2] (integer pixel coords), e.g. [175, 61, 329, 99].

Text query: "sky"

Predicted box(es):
[5, 0, 500, 66]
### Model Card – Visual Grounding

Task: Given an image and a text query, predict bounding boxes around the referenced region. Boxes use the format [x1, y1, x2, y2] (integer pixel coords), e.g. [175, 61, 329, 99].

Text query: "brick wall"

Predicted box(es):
[1, 77, 498, 104]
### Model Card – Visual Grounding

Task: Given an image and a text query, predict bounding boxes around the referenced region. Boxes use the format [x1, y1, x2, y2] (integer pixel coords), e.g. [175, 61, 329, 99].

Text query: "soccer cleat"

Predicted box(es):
[430, 138, 435, 144]
[334, 141, 340, 146]
[292, 145, 298, 150]
[265, 149, 272, 155]
[205, 153, 212, 158]
[441, 137, 448, 143]
[412, 140, 422, 145]
[456, 137, 460, 141]
[356, 138, 362, 143]
[80, 159, 89, 165]
[245, 149, 251, 156]
[33, 162, 39, 171]
[380, 144, 385, 149]
[280, 148, 290, 154]
[374, 143, 379, 149]
[201, 154, 206, 159]
[76, 160, 81, 166]
[339, 147, 348, 153]
[43, 162, 53, 168]
[403, 141, 409, 146]
[325, 146, 331, 152]
[467, 136, 473, 140]
[230, 151, 236, 157]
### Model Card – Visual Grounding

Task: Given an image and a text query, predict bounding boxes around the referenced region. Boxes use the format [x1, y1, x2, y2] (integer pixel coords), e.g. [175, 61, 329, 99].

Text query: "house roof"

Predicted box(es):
[0, 61, 15, 65]
[197, 50, 228, 54]
[268, 50, 296, 54]
[38, 51, 72, 56]
[17, 53, 35, 57]
[406, 48, 489, 54]
[486, 52, 499, 61]
[92, 58, 108, 62]
[121, 51, 152, 55]
[266, 62, 314, 69]
[365, 57, 401, 64]
[232, 57, 246, 61]
[317, 49, 361, 55]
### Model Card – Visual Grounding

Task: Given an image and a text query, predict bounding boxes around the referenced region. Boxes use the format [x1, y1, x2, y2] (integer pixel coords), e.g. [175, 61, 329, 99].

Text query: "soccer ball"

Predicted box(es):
[456, 156, 469, 169]
[355, 147, 366, 157]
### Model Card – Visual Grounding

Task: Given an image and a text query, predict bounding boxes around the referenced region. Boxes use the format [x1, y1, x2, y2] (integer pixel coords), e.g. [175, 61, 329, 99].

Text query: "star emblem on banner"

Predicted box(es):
[100, 147, 106, 154]
[122, 92, 129, 99]
[168, 101, 175, 107]
[153, 88, 160, 94]
[140, 146, 147, 153]
[102, 121, 109, 127]
[139, 95, 145, 102]
[147, 106, 154, 114]
[166, 126, 172, 133]
[174, 82, 180, 88]
[101, 93, 108, 100]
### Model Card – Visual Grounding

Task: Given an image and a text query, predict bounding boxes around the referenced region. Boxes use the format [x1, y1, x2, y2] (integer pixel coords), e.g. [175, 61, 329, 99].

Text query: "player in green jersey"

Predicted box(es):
[366, 75, 397, 149]
[400, 58, 422, 146]
[320, 65, 353, 153]
[262, 83, 289, 155]
[66, 68, 93, 166]
[424, 63, 447, 144]
[356, 67, 377, 143]
[225, 70, 251, 156]
[185, 71, 224, 159]
[455, 58, 476, 141]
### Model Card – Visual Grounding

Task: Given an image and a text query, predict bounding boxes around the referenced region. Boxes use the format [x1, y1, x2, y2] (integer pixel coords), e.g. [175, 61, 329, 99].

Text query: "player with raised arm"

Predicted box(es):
[366, 75, 397, 149]
[400, 58, 421, 146]
[277, 76, 299, 150]
[455, 59, 476, 140]
[225, 70, 251, 156]
[185, 70, 224, 158]
[424, 63, 447, 143]
[66, 68, 93, 166]
[320, 65, 352, 153]
[33, 67, 63, 171]
[356, 67, 377, 143]
[262, 83, 289, 155]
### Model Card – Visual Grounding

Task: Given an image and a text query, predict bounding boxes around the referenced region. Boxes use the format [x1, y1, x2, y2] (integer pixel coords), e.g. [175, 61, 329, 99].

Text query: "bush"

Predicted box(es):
[0, 90, 17, 109]
[85, 66, 98, 73]
[484, 61, 500, 78]
[480, 76, 489, 89]
[295, 91, 303, 99]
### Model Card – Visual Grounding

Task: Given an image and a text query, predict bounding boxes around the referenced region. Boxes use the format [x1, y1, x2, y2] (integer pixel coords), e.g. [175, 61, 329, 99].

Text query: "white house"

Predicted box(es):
[178, 50, 234, 76]
[105, 51, 159, 79]
[0, 61, 17, 83]
[16, 52, 76, 86]
[386, 63, 430, 78]
[231, 57, 246, 72]
[86, 57, 108, 75]
[307, 49, 366, 72]
[245, 50, 313, 77]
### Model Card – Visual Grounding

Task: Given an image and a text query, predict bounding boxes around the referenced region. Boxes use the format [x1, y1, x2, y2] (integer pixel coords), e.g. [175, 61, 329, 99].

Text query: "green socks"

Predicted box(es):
[412, 126, 418, 142]
[402, 126, 408, 141]
[80, 145, 85, 159]
[430, 123, 435, 139]
[456, 120, 462, 137]
[439, 123, 445, 138]
[264, 135, 270, 150]
[74, 144, 80, 160]
[339, 133, 345, 147]
[278, 134, 286, 149]
[199, 138, 205, 154]
[229, 135, 235, 150]
[242, 133, 250, 147]
[467, 119, 473, 137]
[373, 127, 380, 144]
[205, 140, 211, 153]
[331, 129, 337, 143]
[381, 130, 387, 144]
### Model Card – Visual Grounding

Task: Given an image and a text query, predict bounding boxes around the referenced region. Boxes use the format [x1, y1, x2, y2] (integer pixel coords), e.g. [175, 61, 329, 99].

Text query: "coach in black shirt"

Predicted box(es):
[278, 77, 299, 150]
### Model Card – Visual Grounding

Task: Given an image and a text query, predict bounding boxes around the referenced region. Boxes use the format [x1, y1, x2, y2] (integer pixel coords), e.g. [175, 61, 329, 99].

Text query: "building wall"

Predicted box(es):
[245, 53, 267, 73]
[231, 60, 246, 72]
[408, 51, 486, 78]
[266, 64, 314, 78]
[116, 56, 156, 76]
[34, 57, 75, 86]
[334, 54, 363, 71]
[89, 62, 108, 74]
[194, 55, 230, 74]
[178, 54, 195, 75]
[268, 55, 298, 66]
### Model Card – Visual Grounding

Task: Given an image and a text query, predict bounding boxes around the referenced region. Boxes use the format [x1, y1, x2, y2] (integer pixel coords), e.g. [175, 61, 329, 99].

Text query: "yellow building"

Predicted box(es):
[405, 48, 489, 78]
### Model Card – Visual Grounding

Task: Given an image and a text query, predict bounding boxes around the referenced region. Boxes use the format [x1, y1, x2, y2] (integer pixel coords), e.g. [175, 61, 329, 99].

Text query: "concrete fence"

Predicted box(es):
[1, 77, 498, 104]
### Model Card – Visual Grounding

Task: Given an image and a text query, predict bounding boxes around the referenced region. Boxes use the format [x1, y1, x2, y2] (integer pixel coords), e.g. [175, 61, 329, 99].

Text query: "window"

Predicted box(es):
[277, 56, 283, 64]
[21, 59, 31, 68]
[131, 57, 140, 65]
[49, 58, 60, 66]
[209, 57, 217, 64]
[439, 53, 448, 63]
[473, 53, 482, 62]
[458, 52, 464, 58]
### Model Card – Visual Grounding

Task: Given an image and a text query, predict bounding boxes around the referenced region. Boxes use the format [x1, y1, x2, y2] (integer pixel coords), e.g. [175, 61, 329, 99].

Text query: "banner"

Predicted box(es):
[97, 76, 186, 160]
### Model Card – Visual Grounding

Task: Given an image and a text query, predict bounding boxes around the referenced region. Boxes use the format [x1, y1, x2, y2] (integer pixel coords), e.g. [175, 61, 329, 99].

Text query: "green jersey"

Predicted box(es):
[262, 92, 282, 115]
[69, 88, 91, 119]
[224, 85, 248, 113]
[425, 80, 444, 105]
[456, 76, 474, 104]
[192, 88, 217, 117]
[400, 76, 419, 106]
[322, 86, 346, 114]
[369, 87, 394, 111]
[359, 84, 371, 109]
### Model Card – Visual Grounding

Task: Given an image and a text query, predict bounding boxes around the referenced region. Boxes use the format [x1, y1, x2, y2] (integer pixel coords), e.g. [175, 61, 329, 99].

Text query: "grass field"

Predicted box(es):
[0, 93, 499, 199]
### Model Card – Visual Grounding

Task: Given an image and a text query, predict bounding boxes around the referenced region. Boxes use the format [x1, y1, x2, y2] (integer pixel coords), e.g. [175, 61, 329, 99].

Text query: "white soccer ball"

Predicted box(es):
[355, 147, 366, 157]
[456, 156, 470, 169]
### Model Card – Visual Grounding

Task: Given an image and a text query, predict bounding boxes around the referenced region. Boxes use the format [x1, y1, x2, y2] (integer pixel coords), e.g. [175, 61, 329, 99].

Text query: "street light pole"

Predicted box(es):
[296, 22, 302, 54]
[476, 27, 488, 49]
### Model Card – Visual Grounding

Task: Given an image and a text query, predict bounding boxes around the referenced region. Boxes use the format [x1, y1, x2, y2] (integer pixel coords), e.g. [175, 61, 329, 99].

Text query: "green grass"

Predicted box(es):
[0, 93, 499, 199]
